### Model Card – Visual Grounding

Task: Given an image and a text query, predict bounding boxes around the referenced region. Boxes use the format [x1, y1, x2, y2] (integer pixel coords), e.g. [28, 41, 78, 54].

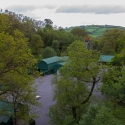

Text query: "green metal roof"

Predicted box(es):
[53, 62, 66, 73]
[42, 56, 60, 64]
[99, 55, 114, 62]
[58, 62, 66, 66]
[0, 101, 14, 123]
[59, 56, 68, 62]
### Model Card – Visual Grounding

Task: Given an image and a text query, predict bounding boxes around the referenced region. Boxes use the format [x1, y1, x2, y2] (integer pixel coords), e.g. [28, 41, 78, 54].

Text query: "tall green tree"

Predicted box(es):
[99, 29, 125, 54]
[2, 72, 39, 125]
[92, 106, 124, 125]
[0, 14, 11, 32]
[51, 40, 59, 50]
[51, 40, 60, 55]
[44, 19, 53, 29]
[79, 104, 125, 125]
[42, 47, 57, 59]
[48, 41, 100, 124]
[21, 20, 37, 41]
[30, 34, 44, 58]
[70, 27, 88, 41]
[100, 58, 125, 124]
[79, 104, 99, 125]
[110, 49, 125, 66]
[0, 30, 36, 81]
[0, 29, 39, 124]
[101, 66, 125, 107]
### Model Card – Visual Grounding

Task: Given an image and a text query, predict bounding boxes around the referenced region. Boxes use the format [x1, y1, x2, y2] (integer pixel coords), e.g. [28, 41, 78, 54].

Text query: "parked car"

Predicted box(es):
[35, 95, 41, 100]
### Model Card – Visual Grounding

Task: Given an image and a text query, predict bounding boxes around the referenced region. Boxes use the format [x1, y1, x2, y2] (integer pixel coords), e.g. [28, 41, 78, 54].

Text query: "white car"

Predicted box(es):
[35, 95, 42, 100]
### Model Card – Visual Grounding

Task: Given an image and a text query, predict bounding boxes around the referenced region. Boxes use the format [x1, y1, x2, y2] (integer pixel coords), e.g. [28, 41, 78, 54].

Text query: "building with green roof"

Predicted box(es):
[38, 55, 115, 75]
[0, 101, 28, 125]
[53, 62, 66, 73]
[0, 101, 14, 125]
[37, 56, 68, 75]
[37, 56, 60, 75]
[99, 55, 114, 63]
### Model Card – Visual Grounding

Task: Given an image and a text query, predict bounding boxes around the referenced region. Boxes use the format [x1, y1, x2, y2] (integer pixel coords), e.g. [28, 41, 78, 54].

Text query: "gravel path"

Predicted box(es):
[34, 74, 55, 125]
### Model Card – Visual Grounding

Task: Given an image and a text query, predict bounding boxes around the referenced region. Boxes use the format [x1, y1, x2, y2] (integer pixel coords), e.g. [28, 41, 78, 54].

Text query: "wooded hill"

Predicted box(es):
[65, 25, 125, 38]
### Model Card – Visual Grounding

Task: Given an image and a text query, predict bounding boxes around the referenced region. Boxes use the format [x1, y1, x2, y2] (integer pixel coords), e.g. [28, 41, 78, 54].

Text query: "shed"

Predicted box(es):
[53, 62, 66, 73]
[0, 101, 14, 125]
[99, 55, 114, 63]
[37, 56, 60, 75]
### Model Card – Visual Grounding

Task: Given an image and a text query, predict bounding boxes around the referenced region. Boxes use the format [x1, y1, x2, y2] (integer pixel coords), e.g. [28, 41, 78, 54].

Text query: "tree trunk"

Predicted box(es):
[13, 106, 17, 125]
[72, 106, 77, 120]
[81, 77, 100, 105]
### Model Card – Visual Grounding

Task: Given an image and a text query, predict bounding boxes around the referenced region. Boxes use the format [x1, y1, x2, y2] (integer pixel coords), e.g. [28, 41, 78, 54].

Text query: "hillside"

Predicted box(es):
[65, 25, 125, 38]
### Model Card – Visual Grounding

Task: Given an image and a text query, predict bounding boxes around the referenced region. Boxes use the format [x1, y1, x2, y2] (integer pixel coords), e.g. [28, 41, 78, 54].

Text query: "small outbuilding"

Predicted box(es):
[37, 56, 60, 75]
[0, 101, 14, 125]
[99, 55, 114, 63]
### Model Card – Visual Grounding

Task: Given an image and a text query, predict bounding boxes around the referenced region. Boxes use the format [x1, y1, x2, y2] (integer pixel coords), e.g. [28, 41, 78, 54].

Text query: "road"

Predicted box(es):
[34, 74, 55, 125]
[33, 75, 105, 125]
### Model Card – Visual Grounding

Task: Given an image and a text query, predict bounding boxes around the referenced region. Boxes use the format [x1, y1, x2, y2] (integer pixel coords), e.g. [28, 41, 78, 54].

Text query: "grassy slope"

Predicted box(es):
[65, 25, 125, 38]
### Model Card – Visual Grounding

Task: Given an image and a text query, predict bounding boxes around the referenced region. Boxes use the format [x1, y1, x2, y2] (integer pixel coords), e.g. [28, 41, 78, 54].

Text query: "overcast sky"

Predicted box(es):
[1, 0, 125, 28]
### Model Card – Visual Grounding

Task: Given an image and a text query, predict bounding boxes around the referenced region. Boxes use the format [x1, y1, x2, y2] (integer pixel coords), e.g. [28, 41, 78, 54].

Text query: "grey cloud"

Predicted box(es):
[7, 4, 56, 13]
[7, 5, 37, 13]
[56, 5, 125, 14]
[43, 4, 57, 9]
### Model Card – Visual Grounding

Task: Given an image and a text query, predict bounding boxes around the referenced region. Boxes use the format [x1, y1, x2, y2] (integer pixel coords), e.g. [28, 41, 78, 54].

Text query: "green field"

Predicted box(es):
[65, 25, 125, 38]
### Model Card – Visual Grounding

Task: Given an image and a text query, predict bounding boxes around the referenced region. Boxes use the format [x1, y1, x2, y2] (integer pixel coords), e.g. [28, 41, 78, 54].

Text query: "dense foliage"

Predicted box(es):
[0, 13, 39, 124]
[48, 41, 100, 124]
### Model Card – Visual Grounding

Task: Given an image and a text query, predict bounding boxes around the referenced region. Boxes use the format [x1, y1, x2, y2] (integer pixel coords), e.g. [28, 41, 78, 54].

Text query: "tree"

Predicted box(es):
[2, 71, 39, 125]
[110, 49, 125, 66]
[101, 66, 125, 106]
[51, 40, 59, 50]
[48, 41, 100, 124]
[44, 19, 53, 29]
[21, 19, 37, 41]
[42, 47, 57, 59]
[37, 29, 58, 47]
[51, 40, 60, 55]
[92, 106, 124, 125]
[99, 48, 125, 123]
[79, 104, 125, 125]
[30, 34, 44, 58]
[79, 104, 99, 125]
[0, 29, 39, 124]
[98, 29, 125, 54]
[0, 30, 36, 80]
[70, 27, 88, 41]
[37, 25, 78, 53]
[0, 14, 11, 32]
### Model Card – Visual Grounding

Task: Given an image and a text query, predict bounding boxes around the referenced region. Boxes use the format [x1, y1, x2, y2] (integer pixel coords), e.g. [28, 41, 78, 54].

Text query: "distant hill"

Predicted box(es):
[65, 25, 125, 38]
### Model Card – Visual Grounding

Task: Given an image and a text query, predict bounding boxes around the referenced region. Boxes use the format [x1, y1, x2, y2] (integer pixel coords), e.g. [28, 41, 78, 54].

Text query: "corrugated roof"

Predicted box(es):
[0, 115, 10, 123]
[42, 56, 60, 64]
[59, 56, 68, 62]
[58, 62, 66, 66]
[0, 101, 14, 123]
[99, 55, 114, 62]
